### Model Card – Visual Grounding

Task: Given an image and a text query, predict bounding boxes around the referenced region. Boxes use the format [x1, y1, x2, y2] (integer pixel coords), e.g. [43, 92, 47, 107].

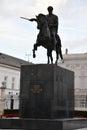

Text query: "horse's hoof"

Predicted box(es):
[61, 59, 64, 63]
[55, 61, 57, 65]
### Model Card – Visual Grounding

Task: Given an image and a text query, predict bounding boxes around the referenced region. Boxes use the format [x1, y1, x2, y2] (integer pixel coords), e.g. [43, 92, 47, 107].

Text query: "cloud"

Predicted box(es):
[0, 0, 37, 18]
[0, 0, 87, 62]
[0, 0, 71, 18]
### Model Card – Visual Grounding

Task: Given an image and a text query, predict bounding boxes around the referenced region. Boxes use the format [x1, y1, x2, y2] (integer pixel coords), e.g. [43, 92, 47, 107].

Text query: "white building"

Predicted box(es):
[0, 52, 87, 115]
[59, 53, 87, 111]
[0, 53, 31, 115]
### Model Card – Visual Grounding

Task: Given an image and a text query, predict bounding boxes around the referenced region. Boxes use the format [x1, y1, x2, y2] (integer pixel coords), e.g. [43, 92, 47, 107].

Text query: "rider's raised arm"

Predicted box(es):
[29, 18, 37, 22]
[20, 17, 37, 22]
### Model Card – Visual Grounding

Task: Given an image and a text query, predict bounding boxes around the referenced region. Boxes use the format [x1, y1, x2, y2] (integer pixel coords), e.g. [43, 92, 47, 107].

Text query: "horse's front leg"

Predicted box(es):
[32, 42, 41, 58]
[34, 43, 38, 50]
[32, 43, 37, 58]
[32, 49, 36, 58]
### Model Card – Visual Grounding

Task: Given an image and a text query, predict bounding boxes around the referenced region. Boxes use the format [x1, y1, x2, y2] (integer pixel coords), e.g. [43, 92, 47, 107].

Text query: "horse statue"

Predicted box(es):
[21, 14, 64, 64]
[32, 13, 64, 64]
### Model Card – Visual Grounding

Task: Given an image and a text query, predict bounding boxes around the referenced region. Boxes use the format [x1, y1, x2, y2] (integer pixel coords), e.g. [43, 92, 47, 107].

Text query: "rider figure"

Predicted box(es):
[46, 6, 58, 46]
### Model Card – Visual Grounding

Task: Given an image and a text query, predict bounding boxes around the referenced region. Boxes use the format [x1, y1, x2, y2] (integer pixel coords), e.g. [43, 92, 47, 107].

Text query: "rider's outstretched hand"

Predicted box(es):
[29, 18, 37, 22]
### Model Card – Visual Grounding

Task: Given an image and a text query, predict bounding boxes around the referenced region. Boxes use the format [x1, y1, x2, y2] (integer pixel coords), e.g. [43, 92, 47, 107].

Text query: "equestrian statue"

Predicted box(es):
[21, 6, 64, 64]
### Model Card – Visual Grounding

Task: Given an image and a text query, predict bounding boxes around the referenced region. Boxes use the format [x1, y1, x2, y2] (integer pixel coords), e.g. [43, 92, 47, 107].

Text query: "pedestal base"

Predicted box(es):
[0, 118, 87, 130]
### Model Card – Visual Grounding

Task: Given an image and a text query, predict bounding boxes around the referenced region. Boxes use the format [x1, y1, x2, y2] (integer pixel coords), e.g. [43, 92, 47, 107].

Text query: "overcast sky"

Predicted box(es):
[0, 0, 87, 63]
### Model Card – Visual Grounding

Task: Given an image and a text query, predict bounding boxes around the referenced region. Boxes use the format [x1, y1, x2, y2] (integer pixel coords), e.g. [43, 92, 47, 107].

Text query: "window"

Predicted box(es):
[12, 77, 15, 89]
[4, 76, 8, 88]
[79, 76, 87, 88]
[80, 98, 85, 108]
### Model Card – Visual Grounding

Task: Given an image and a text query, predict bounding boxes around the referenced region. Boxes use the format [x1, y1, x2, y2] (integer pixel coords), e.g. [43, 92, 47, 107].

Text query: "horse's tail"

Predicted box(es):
[56, 34, 61, 47]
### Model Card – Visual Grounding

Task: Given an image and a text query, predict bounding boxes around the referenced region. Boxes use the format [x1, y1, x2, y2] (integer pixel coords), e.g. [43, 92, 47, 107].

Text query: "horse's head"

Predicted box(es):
[36, 13, 50, 39]
[36, 13, 48, 29]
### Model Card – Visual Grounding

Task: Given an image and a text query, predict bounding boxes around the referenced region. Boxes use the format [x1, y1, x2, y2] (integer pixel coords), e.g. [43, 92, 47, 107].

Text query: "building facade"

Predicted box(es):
[0, 53, 31, 115]
[59, 53, 87, 111]
[0, 52, 87, 115]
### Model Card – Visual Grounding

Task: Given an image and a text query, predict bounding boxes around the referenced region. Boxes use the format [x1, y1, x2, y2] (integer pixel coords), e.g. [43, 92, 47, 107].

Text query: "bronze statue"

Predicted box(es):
[21, 6, 64, 64]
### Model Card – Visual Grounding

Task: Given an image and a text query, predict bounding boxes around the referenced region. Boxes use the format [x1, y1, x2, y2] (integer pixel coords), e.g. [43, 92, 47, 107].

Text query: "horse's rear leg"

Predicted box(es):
[55, 49, 59, 64]
[50, 52, 53, 64]
[47, 50, 53, 64]
[47, 51, 50, 64]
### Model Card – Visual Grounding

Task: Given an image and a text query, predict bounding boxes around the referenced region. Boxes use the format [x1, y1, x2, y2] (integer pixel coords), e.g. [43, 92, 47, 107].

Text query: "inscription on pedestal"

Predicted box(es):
[31, 84, 43, 93]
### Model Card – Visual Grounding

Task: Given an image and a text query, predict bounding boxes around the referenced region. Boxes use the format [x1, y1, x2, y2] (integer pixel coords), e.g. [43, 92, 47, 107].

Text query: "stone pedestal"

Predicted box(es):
[0, 64, 87, 130]
[19, 64, 74, 118]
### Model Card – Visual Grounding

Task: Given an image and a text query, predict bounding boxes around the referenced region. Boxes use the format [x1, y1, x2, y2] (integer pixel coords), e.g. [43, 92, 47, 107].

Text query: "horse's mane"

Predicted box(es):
[38, 13, 46, 18]
[37, 13, 47, 22]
